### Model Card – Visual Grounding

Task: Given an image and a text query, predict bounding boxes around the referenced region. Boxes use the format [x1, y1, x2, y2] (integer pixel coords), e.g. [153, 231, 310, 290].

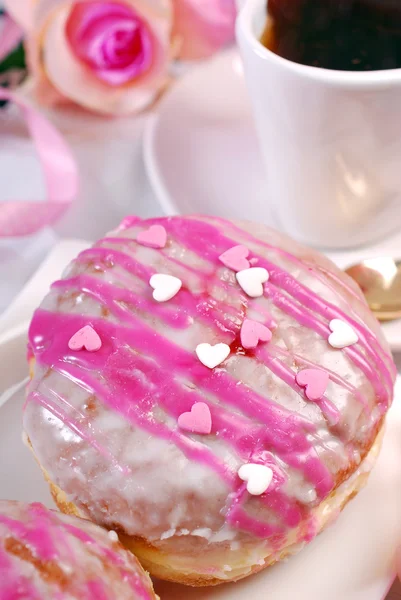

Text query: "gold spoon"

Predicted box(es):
[345, 257, 401, 322]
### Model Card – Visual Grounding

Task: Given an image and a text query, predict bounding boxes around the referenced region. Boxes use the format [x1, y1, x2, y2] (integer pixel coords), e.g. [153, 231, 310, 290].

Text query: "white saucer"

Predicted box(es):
[144, 48, 401, 352]
[144, 49, 267, 220]
[0, 325, 400, 600]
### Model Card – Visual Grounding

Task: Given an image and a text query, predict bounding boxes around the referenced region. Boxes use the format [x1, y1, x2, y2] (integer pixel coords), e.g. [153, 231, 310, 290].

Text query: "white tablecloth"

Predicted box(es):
[0, 102, 163, 314]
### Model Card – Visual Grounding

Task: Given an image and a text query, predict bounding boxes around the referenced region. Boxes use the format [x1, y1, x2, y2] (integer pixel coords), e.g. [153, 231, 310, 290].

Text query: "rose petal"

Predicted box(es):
[3, 0, 34, 31]
[173, 0, 236, 60]
[66, 3, 154, 86]
[41, 2, 171, 115]
[34, 0, 171, 31]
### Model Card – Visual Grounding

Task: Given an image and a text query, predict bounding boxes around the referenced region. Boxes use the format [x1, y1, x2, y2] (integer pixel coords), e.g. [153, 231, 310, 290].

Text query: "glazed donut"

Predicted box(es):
[25, 216, 396, 586]
[0, 500, 157, 598]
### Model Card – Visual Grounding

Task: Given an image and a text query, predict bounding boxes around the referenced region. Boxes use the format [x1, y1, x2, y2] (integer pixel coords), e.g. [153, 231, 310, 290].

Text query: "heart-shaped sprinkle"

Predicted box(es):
[137, 225, 167, 249]
[238, 463, 273, 496]
[296, 368, 329, 401]
[196, 343, 230, 369]
[328, 319, 358, 349]
[149, 273, 182, 302]
[68, 325, 102, 352]
[178, 402, 212, 435]
[240, 319, 272, 349]
[219, 245, 250, 272]
[236, 267, 269, 298]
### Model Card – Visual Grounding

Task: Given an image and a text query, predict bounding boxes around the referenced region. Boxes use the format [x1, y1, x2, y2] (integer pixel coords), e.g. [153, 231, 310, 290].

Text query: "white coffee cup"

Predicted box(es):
[236, 0, 401, 249]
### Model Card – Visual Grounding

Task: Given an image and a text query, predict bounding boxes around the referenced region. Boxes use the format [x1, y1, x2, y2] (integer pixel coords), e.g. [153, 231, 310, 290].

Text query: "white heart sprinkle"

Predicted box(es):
[108, 530, 119, 542]
[236, 267, 269, 298]
[150, 274, 182, 302]
[238, 463, 273, 496]
[196, 343, 230, 369]
[328, 319, 358, 349]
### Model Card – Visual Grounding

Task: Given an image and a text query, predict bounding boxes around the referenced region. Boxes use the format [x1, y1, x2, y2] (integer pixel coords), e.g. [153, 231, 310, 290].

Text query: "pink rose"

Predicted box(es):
[5, 0, 172, 115]
[172, 0, 237, 60]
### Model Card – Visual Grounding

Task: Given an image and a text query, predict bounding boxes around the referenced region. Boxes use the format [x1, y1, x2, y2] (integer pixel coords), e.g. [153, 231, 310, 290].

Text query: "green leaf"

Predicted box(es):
[0, 43, 26, 74]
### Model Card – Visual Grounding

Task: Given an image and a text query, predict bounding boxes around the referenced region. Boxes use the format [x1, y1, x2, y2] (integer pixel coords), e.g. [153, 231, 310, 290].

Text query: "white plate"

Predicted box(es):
[1, 326, 401, 600]
[144, 49, 401, 352]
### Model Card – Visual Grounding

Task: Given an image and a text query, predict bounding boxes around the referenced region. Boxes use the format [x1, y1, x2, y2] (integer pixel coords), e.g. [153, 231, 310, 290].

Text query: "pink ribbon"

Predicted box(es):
[0, 89, 78, 237]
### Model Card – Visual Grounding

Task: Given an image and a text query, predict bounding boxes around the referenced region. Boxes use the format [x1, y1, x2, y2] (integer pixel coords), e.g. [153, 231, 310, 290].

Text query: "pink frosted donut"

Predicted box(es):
[0, 500, 157, 598]
[26, 216, 396, 586]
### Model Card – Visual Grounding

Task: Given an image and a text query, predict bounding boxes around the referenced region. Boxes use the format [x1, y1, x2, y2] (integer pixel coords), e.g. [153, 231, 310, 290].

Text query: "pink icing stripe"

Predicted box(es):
[62, 240, 236, 325]
[0, 513, 57, 561]
[115, 215, 142, 230]
[211, 216, 362, 297]
[27, 503, 76, 565]
[304, 260, 389, 343]
[228, 459, 304, 534]
[54, 270, 239, 338]
[61, 523, 122, 568]
[305, 261, 366, 304]
[262, 263, 393, 392]
[79, 534, 153, 599]
[53, 273, 190, 329]
[61, 519, 150, 599]
[208, 216, 395, 368]
[120, 571, 154, 600]
[102, 236, 214, 278]
[261, 489, 304, 528]
[258, 349, 341, 426]
[0, 548, 41, 600]
[189, 215, 391, 390]
[272, 346, 369, 410]
[86, 581, 109, 600]
[74, 245, 243, 333]
[147, 217, 393, 394]
[264, 282, 389, 407]
[108, 342, 248, 433]
[101, 235, 259, 329]
[29, 312, 236, 488]
[188, 370, 332, 498]
[77, 241, 263, 347]
[0, 90, 78, 237]
[76, 246, 153, 281]
[227, 503, 285, 540]
[51, 333, 233, 483]
[215, 216, 366, 304]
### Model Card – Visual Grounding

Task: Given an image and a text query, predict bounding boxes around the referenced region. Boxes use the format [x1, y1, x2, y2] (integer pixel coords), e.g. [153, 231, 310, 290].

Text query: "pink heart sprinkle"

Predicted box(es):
[296, 368, 329, 401]
[68, 325, 102, 352]
[240, 319, 272, 349]
[178, 402, 212, 435]
[136, 225, 167, 249]
[219, 245, 250, 272]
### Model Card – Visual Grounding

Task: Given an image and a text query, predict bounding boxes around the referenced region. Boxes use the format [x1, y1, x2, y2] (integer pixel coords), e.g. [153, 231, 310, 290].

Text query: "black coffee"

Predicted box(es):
[261, 0, 401, 71]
